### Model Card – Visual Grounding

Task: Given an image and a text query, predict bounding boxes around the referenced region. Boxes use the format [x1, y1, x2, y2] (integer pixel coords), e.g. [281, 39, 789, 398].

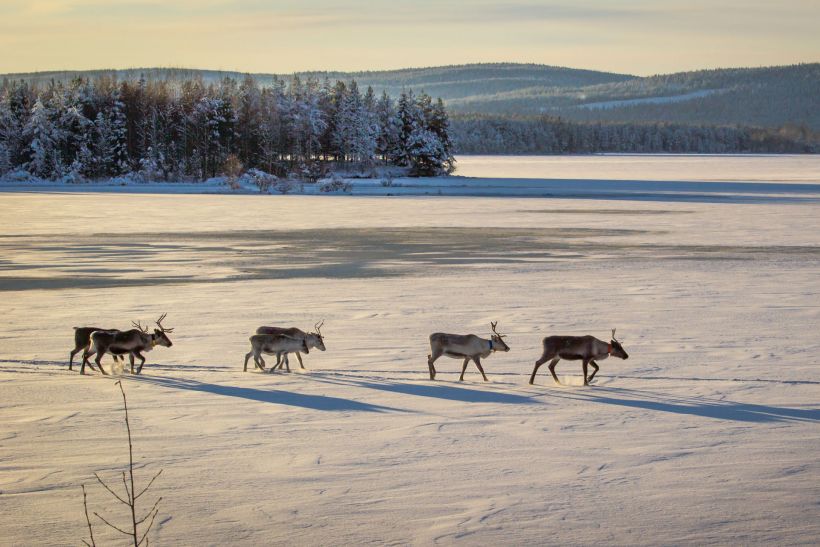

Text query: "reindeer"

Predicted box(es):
[244, 334, 310, 372]
[81, 314, 174, 375]
[427, 321, 510, 381]
[255, 321, 326, 371]
[530, 329, 629, 386]
[69, 327, 126, 371]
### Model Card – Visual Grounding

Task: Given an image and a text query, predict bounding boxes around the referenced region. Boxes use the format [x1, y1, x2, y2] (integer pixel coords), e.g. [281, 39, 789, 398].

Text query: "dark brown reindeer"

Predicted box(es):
[530, 329, 629, 386]
[427, 321, 510, 381]
[255, 321, 326, 370]
[81, 314, 174, 375]
[69, 327, 126, 371]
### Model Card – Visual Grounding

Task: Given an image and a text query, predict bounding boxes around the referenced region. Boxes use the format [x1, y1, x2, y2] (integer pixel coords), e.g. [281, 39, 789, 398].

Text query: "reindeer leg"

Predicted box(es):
[427, 350, 442, 380]
[244, 351, 253, 372]
[459, 357, 470, 381]
[80, 350, 94, 375]
[129, 353, 135, 374]
[588, 360, 600, 383]
[582, 359, 590, 386]
[530, 354, 551, 385]
[69, 347, 82, 370]
[548, 358, 561, 384]
[283, 353, 291, 372]
[135, 351, 146, 375]
[95, 352, 108, 375]
[296, 352, 306, 370]
[473, 356, 489, 382]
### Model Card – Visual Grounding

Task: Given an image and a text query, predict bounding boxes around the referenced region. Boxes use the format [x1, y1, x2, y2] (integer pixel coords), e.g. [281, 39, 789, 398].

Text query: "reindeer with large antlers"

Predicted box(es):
[530, 329, 629, 386]
[427, 321, 510, 381]
[81, 314, 174, 375]
[255, 320, 326, 371]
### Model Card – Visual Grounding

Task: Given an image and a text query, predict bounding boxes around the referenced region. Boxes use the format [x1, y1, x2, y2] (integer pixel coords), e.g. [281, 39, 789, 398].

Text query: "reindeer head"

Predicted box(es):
[152, 313, 174, 347]
[609, 328, 628, 359]
[490, 321, 510, 352]
[307, 320, 326, 352]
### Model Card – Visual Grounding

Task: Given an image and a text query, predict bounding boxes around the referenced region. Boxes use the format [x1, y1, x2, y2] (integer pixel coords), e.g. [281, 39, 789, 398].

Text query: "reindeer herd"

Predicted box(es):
[68, 316, 630, 386]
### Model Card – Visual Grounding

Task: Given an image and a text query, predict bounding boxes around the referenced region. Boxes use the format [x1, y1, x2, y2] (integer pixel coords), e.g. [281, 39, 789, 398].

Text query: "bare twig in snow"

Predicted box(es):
[81, 381, 164, 546]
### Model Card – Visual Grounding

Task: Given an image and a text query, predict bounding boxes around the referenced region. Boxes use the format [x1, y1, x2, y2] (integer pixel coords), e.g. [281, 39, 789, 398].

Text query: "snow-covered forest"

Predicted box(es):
[451, 115, 819, 155]
[0, 76, 455, 181]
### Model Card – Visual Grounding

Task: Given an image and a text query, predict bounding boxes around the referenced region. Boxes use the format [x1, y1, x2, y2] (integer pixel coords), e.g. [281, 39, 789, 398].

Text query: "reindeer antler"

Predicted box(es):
[132, 320, 148, 334]
[314, 320, 324, 336]
[156, 313, 174, 333]
[611, 328, 617, 341]
[490, 321, 506, 338]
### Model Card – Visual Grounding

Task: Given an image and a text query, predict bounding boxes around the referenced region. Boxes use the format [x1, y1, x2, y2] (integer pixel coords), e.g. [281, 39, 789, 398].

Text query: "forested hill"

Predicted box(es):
[0, 64, 633, 102]
[3, 63, 818, 130]
[451, 64, 820, 131]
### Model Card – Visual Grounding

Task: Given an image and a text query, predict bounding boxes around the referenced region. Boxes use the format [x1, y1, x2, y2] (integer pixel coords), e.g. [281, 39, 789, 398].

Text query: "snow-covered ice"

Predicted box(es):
[1, 159, 819, 544]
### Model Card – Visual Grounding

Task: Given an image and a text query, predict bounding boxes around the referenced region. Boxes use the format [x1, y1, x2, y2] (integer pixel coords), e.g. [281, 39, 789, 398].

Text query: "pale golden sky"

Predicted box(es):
[2, 0, 818, 75]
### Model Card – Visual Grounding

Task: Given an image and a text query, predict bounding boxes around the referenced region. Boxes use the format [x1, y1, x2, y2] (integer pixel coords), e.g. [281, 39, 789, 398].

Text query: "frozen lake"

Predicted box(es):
[3, 154, 819, 202]
[455, 154, 820, 183]
[1, 156, 819, 545]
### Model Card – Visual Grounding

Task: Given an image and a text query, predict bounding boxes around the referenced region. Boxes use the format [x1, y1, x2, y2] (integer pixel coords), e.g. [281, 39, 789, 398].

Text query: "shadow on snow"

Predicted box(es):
[552, 386, 820, 423]
[126, 374, 404, 413]
[306, 372, 539, 405]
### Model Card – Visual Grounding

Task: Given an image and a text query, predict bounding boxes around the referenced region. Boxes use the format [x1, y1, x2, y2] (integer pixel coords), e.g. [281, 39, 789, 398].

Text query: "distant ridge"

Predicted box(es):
[3, 62, 818, 130]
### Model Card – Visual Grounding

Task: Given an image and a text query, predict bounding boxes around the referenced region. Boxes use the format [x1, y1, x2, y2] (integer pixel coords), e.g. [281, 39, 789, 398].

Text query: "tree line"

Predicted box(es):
[451, 115, 819, 155]
[0, 75, 455, 181]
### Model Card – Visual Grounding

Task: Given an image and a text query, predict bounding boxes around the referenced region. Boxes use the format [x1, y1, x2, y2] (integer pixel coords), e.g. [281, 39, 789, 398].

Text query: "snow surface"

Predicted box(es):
[1, 160, 819, 545]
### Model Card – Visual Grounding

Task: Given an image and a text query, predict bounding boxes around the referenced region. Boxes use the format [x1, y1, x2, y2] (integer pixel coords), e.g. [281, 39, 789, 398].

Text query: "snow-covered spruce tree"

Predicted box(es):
[0, 82, 31, 174]
[396, 91, 454, 176]
[406, 127, 450, 177]
[395, 90, 419, 166]
[331, 80, 377, 166]
[257, 85, 284, 175]
[375, 91, 401, 163]
[357, 85, 380, 167]
[331, 80, 356, 163]
[58, 80, 96, 179]
[0, 94, 14, 175]
[427, 97, 455, 173]
[286, 77, 326, 170]
[191, 94, 234, 179]
[24, 97, 62, 179]
[236, 75, 262, 168]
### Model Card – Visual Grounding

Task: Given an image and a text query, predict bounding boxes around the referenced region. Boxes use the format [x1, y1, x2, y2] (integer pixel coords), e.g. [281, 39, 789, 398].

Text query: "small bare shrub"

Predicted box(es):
[274, 179, 295, 194]
[240, 168, 277, 193]
[81, 381, 163, 547]
[298, 162, 328, 183]
[319, 174, 353, 193]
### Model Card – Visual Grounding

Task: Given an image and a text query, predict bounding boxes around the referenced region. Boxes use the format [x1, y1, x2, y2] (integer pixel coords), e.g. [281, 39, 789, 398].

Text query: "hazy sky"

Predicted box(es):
[2, 0, 818, 75]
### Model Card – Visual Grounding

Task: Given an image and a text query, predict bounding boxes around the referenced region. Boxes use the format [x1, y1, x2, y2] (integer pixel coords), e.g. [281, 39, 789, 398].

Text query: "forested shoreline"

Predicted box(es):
[451, 115, 819, 155]
[0, 76, 455, 182]
[1, 73, 816, 185]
